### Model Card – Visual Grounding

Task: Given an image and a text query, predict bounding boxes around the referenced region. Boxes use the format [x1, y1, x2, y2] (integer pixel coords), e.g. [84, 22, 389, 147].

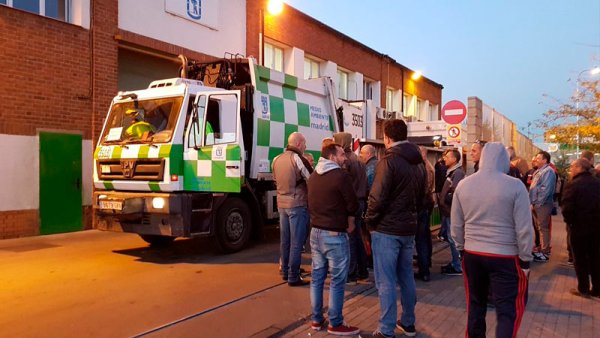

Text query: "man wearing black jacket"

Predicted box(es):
[560, 159, 600, 299]
[362, 119, 426, 338]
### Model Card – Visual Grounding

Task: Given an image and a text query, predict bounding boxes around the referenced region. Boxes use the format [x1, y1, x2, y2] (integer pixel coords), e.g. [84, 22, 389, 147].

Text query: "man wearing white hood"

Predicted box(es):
[451, 142, 534, 338]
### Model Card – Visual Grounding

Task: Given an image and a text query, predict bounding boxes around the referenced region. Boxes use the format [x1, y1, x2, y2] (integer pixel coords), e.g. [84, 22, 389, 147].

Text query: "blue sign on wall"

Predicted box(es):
[187, 0, 201, 20]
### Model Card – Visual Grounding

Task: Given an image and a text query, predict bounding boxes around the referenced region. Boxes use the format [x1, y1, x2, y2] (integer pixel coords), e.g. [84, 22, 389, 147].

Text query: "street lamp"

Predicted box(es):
[411, 70, 422, 81]
[575, 66, 600, 155]
[259, 0, 284, 66]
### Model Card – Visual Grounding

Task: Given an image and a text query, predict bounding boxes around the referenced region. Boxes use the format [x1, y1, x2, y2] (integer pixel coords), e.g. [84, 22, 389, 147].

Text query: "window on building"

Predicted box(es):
[429, 103, 438, 121]
[386, 88, 396, 112]
[304, 58, 320, 79]
[363, 81, 373, 100]
[402, 94, 409, 115]
[416, 99, 424, 121]
[9, 0, 68, 21]
[337, 69, 348, 100]
[264, 42, 284, 72]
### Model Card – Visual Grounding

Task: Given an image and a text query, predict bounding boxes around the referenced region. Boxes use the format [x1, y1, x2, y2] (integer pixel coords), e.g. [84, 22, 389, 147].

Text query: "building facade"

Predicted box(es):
[0, 0, 443, 239]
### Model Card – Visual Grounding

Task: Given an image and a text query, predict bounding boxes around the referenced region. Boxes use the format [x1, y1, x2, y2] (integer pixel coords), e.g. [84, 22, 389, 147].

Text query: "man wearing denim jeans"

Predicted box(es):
[439, 148, 465, 276]
[529, 151, 556, 262]
[272, 132, 312, 286]
[307, 143, 360, 335]
[362, 119, 426, 338]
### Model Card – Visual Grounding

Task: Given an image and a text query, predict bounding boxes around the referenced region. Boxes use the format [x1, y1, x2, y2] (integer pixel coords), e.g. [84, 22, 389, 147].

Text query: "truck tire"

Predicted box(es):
[139, 234, 176, 247]
[215, 198, 252, 253]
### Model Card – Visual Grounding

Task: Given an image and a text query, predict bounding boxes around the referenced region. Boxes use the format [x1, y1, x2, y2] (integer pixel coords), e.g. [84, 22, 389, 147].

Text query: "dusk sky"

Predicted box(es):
[284, 0, 600, 143]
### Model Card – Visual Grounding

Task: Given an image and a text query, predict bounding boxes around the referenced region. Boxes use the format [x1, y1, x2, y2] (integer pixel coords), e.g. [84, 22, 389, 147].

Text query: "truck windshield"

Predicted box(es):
[100, 96, 183, 145]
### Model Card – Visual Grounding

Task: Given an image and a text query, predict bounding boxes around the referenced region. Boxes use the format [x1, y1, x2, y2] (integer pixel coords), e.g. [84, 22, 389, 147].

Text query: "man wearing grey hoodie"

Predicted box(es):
[451, 142, 534, 338]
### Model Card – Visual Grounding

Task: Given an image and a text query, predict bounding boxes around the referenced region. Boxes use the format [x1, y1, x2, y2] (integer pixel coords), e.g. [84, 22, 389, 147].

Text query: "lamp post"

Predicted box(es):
[574, 67, 600, 155]
[259, 0, 283, 66]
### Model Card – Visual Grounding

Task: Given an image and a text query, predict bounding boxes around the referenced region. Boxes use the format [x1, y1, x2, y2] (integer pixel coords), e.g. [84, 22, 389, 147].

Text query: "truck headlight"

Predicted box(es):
[152, 197, 166, 209]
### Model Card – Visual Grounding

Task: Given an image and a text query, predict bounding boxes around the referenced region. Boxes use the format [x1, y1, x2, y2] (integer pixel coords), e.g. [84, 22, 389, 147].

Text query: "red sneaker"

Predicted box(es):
[327, 323, 360, 336]
[310, 319, 326, 331]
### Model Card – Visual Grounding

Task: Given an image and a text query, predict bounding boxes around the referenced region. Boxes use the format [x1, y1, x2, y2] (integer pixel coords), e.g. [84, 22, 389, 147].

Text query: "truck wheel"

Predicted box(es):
[139, 234, 176, 247]
[215, 198, 252, 253]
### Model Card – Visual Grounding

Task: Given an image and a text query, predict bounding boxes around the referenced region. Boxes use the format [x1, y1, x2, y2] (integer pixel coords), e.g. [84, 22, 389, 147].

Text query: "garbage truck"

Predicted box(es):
[93, 55, 367, 252]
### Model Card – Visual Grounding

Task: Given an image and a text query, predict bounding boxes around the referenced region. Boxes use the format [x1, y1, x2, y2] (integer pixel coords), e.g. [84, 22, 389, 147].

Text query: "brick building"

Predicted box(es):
[0, 0, 442, 239]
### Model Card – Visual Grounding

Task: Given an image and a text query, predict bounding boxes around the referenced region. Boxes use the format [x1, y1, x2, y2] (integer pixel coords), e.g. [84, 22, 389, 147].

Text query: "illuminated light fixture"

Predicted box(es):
[267, 0, 284, 15]
[549, 134, 556, 140]
[411, 71, 422, 80]
[152, 197, 165, 209]
[171, 174, 179, 182]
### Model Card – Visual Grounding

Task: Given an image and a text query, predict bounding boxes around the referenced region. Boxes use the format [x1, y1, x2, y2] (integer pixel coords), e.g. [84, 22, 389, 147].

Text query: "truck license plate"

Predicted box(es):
[99, 200, 123, 210]
[101, 165, 111, 174]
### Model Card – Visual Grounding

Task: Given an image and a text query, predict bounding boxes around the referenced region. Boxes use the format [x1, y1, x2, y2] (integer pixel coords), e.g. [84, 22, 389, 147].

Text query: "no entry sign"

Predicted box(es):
[441, 100, 467, 125]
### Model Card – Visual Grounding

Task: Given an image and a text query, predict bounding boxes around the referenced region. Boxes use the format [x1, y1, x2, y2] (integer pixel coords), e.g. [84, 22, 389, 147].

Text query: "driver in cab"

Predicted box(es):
[125, 108, 155, 139]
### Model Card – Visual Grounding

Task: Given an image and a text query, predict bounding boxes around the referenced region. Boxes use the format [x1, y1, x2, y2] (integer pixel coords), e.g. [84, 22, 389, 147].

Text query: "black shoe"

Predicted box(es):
[570, 288, 591, 299]
[346, 274, 358, 284]
[396, 321, 416, 337]
[358, 272, 370, 280]
[288, 278, 310, 287]
[441, 263, 462, 276]
[359, 331, 395, 338]
[414, 272, 431, 282]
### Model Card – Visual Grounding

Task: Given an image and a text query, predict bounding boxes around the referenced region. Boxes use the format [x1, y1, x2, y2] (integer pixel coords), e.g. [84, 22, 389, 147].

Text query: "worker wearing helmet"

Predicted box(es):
[125, 108, 155, 139]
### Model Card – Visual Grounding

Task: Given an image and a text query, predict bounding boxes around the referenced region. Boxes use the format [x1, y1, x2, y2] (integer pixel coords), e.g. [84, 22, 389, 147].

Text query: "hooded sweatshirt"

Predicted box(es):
[450, 142, 534, 265]
[307, 158, 358, 232]
[333, 132, 368, 199]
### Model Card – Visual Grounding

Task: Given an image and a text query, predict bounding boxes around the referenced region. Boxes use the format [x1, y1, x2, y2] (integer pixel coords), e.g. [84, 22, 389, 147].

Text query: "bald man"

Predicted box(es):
[272, 132, 312, 286]
[360, 144, 377, 191]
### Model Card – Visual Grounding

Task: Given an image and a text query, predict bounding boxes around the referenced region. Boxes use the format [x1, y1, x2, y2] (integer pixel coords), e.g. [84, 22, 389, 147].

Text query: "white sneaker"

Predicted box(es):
[533, 252, 549, 263]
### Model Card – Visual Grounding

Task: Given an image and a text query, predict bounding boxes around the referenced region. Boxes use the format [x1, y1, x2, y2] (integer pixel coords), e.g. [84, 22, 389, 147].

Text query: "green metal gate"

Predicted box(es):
[39, 132, 83, 235]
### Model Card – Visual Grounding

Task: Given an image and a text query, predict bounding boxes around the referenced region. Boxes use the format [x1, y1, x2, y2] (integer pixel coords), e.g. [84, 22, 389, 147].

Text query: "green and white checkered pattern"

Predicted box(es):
[93, 144, 183, 192]
[251, 65, 336, 176]
[183, 144, 241, 192]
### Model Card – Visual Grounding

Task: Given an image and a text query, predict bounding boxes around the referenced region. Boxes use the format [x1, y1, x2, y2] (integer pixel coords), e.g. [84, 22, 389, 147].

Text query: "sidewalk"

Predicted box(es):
[279, 215, 600, 338]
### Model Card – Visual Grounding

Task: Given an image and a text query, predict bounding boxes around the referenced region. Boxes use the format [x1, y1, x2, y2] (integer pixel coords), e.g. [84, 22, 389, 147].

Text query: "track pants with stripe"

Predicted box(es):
[462, 251, 528, 338]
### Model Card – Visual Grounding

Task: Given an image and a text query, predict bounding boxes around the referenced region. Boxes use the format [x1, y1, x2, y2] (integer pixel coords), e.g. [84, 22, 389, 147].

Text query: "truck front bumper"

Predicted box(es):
[93, 191, 190, 237]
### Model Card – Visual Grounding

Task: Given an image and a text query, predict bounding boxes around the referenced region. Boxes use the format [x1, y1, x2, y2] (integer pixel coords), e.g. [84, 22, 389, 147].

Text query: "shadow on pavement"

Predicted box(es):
[112, 235, 281, 265]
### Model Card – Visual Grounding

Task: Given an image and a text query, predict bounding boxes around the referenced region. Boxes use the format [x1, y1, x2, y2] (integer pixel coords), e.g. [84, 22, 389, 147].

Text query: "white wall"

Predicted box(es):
[0, 135, 39, 211]
[119, 0, 246, 58]
[0, 134, 93, 212]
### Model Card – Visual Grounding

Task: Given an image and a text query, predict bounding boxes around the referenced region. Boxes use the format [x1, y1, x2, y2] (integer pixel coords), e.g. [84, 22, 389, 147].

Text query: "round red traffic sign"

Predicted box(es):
[441, 100, 467, 125]
[448, 126, 460, 138]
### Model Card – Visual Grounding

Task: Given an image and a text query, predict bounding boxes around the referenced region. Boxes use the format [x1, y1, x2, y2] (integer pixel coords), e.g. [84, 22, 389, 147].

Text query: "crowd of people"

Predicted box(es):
[271, 119, 600, 337]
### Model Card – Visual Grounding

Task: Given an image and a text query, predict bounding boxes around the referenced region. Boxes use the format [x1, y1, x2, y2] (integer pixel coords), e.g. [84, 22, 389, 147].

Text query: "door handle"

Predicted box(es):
[226, 165, 239, 169]
[76, 178, 81, 190]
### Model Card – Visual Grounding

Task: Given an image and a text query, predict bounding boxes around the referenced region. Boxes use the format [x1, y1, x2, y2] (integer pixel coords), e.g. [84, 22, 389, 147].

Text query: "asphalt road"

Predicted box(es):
[0, 229, 311, 337]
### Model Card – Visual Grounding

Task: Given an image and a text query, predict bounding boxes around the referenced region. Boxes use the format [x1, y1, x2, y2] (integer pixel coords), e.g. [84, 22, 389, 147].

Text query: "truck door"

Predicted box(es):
[183, 91, 243, 192]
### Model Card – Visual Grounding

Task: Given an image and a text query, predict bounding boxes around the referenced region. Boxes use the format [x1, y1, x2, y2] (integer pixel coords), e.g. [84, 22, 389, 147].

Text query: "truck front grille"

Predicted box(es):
[97, 158, 165, 181]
